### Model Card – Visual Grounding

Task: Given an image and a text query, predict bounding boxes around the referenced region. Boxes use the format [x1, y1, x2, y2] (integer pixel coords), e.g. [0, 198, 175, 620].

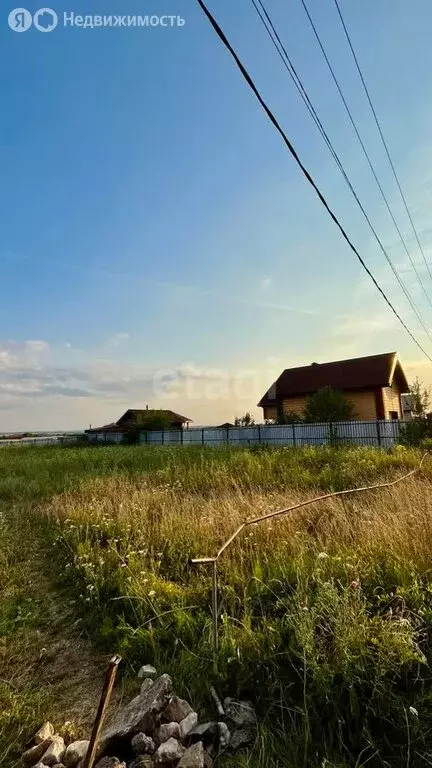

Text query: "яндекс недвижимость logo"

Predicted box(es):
[8, 7, 58, 31]
[7, 9, 186, 31]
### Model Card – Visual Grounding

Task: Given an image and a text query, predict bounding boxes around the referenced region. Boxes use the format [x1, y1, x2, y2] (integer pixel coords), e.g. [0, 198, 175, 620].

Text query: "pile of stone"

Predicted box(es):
[21, 666, 256, 768]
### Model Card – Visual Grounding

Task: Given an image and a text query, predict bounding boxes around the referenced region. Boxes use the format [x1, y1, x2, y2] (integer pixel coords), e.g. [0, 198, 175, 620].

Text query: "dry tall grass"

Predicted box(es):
[2, 445, 432, 766]
[48, 471, 432, 585]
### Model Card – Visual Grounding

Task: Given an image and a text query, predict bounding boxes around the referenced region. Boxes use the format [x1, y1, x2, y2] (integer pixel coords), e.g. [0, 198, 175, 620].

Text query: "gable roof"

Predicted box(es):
[85, 409, 192, 434]
[258, 352, 409, 407]
[116, 409, 192, 425]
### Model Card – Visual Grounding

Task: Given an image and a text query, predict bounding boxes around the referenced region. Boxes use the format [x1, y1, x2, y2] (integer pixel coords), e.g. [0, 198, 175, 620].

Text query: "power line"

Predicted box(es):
[195, 0, 432, 363]
[299, 0, 432, 311]
[332, 0, 432, 283]
[249, 0, 432, 344]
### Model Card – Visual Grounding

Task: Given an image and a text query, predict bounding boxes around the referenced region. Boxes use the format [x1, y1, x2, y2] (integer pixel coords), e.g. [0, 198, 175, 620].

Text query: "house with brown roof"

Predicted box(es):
[86, 408, 192, 442]
[258, 352, 409, 422]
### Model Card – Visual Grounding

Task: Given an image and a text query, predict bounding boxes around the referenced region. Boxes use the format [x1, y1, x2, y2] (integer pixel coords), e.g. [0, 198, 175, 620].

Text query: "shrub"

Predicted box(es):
[399, 419, 432, 446]
[123, 411, 172, 444]
[275, 409, 303, 424]
[304, 387, 356, 423]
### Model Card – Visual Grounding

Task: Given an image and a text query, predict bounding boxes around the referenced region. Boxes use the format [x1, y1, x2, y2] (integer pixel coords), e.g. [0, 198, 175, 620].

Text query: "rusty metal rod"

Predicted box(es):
[212, 560, 219, 655]
[82, 654, 121, 768]
[193, 456, 426, 566]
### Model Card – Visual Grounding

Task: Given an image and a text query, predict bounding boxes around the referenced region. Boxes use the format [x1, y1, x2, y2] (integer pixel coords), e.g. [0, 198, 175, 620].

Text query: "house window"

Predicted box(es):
[389, 411, 399, 420]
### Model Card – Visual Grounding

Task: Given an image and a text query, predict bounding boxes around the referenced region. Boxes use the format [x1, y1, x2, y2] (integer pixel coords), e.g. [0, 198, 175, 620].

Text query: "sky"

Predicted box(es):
[2, 0, 432, 429]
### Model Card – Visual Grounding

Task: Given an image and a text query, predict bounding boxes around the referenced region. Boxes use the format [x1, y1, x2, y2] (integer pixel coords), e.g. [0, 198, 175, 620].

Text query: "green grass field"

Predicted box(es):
[1, 444, 432, 767]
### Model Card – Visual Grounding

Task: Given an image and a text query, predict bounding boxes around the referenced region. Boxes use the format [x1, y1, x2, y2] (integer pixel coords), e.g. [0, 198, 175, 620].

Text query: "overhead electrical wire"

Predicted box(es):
[249, 0, 432, 344]
[299, 0, 432, 312]
[332, 0, 432, 283]
[195, 0, 432, 363]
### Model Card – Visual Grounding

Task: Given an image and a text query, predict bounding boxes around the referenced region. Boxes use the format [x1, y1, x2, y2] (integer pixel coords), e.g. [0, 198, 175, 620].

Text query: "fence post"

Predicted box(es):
[162, 429, 164, 446]
[145, 431, 148, 445]
[202, 428, 205, 446]
[181, 428, 183, 445]
[258, 424, 261, 444]
[226, 426, 229, 444]
[376, 420, 381, 447]
[292, 422, 296, 447]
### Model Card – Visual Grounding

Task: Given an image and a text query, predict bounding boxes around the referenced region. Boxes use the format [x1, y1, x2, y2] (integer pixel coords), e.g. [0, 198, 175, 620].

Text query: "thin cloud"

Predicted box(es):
[334, 311, 398, 338]
[2, 251, 337, 319]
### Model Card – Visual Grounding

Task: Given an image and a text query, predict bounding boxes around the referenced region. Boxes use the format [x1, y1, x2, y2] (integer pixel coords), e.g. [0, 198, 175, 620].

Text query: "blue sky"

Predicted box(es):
[2, 0, 432, 429]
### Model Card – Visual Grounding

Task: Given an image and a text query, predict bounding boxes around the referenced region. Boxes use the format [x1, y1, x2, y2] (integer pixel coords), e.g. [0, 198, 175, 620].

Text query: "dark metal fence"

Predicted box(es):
[139, 420, 406, 448]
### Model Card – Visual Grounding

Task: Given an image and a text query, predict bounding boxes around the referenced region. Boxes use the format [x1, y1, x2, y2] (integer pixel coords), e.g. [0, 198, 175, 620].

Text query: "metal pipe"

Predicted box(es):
[212, 560, 219, 654]
[217, 523, 246, 558]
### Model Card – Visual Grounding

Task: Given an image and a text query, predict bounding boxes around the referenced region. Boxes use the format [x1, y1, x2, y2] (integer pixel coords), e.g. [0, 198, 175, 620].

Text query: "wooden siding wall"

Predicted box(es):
[345, 391, 378, 421]
[382, 383, 402, 419]
[282, 396, 309, 416]
[263, 406, 277, 420]
[263, 390, 379, 421]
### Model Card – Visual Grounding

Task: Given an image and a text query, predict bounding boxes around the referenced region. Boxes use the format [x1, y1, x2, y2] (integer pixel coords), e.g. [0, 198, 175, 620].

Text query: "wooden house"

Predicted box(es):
[258, 352, 409, 421]
[86, 408, 192, 443]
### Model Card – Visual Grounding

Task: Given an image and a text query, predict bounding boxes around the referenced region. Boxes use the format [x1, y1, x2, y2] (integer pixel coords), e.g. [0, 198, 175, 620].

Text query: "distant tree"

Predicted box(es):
[410, 378, 431, 419]
[234, 412, 255, 427]
[303, 387, 355, 423]
[123, 410, 171, 444]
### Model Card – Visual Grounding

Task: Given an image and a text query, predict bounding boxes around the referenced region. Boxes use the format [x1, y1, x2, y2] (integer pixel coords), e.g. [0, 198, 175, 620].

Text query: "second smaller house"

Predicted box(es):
[401, 393, 415, 421]
[86, 408, 192, 443]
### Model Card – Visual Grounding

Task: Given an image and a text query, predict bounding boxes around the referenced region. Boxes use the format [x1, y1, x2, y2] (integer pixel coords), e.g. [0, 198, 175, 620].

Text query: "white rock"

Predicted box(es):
[99, 674, 172, 754]
[158, 721, 180, 743]
[140, 678, 154, 695]
[138, 664, 157, 679]
[64, 740, 90, 767]
[154, 737, 185, 764]
[178, 742, 205, 768]
[163, 696, 193, 723]
[179, 712, 198, 741]
[41, 736, 66, 766]
[35, 722, 55, 744]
